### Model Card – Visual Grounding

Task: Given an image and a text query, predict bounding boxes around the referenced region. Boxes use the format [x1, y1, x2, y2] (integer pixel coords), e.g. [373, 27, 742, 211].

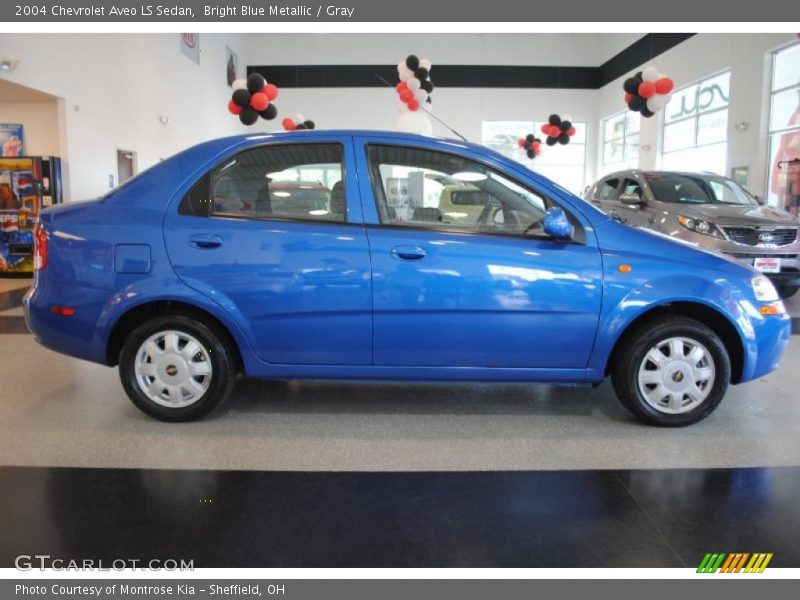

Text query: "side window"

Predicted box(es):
[179, 143, 346, 223]
[621, 178, 643, 199]
[366, 144, 551, 237]
[596, 178, 619, 201]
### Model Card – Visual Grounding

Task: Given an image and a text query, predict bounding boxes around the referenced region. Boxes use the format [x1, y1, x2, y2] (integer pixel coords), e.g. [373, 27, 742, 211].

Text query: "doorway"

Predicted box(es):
[116, 149, 136, 185]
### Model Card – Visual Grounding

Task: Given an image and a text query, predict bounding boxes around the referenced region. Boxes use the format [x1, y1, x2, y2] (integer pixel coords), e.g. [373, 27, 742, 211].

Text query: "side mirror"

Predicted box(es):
[619, 193, 643, 206]
[543, 206, 574, 240]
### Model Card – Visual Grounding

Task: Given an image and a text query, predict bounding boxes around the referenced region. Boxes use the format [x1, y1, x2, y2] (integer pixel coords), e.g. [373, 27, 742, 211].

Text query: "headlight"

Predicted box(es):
[752, 275, 779, 302]
[677, 215, 724, 238]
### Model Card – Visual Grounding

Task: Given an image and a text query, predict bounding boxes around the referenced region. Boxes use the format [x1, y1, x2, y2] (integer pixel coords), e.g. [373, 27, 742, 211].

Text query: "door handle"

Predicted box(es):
[390, 245, 427, 261]
[189, 234, 223, 249]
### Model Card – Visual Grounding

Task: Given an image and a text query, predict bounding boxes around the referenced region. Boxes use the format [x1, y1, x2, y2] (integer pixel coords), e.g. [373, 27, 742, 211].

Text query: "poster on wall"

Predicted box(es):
[0, 124, 25, 157]
[225, 46, 238, 86]
[180, 33, 200, 64]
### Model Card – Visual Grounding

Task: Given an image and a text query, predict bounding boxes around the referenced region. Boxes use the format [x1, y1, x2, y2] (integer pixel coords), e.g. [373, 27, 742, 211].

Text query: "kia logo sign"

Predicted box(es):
[759, 232, 775, 243]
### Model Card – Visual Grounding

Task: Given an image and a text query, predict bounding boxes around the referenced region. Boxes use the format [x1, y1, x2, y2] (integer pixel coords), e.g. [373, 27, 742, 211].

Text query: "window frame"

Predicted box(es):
[602, 111, 640, 167]
[765, 40, 800, 202]
[178, 141, 350, 226]
[364, 142, 586, 244]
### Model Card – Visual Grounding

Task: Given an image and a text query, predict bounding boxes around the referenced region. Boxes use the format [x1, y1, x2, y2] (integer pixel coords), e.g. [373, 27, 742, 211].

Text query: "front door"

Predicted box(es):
[355, 138, 603, 369]
[164, 138, 372, 365]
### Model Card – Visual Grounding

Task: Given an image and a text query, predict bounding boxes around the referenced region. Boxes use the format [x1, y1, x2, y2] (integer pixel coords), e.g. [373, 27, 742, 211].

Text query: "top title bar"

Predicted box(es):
[1, 0, 798, 22]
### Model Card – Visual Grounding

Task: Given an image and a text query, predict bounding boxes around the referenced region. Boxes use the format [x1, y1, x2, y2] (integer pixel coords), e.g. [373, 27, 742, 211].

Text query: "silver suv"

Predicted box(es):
[586, 170, 800, 298]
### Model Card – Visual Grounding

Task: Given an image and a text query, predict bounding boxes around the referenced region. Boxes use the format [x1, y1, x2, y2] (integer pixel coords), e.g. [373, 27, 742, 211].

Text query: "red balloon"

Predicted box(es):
[534, 148, 541, 156]
[540, 123, 550, 134]
[518, 138, 525, 148]
[532, 141, 541, 150]
[655, 77, 674, 95]
[399, 89, 414, 103]
[228, 100, 242, 115]
[549, 125, 561, 138]
[638, 81, 656, 99]
[263, 83, 279, 101]
[282, 118, 296, 131]
[568, 127, 576, 136]
[396, 82, 407, 93]
[250, 92, 269, 111]
[624, 92, 633, 103]
[408, 99, 420, 111]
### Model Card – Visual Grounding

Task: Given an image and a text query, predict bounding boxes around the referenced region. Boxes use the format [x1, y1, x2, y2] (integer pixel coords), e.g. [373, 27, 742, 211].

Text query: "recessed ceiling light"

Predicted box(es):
[273, 191, 291, 197]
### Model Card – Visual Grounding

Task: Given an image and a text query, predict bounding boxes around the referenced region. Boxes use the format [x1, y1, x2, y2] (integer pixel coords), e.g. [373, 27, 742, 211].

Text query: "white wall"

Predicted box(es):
[0, 33, 251, 200]
[596, 33, 797, 195]
[0, 99, 62, 157]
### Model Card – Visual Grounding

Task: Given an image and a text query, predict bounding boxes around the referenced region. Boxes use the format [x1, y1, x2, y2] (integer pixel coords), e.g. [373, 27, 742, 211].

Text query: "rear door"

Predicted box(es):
[164, 137, 372, 365]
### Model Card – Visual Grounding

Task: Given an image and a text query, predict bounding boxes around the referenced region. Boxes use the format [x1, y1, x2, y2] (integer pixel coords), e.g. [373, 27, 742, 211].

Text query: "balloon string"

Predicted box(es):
[374, 74, 469, 143]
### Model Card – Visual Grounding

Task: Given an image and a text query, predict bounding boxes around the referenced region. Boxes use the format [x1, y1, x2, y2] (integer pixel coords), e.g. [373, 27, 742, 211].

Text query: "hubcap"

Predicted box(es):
[637, 336, 715, 415]
[134, 330, 212, 409]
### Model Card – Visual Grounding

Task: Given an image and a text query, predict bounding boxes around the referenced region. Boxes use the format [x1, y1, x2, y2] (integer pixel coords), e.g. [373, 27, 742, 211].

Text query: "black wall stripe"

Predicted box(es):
[248, 33, 695, 90]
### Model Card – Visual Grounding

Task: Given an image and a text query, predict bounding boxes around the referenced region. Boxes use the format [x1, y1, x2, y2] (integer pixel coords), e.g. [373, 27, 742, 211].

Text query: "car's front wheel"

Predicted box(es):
[119, 315, 237, 422]
[611, 316, 731, 426]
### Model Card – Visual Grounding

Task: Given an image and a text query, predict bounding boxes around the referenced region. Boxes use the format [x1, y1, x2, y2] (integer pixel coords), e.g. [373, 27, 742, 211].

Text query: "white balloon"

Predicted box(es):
[232, 78, 247, 91]
[407, 77, 421, 91]
[395, 111, 433, 136]
[647, 95, 665, 112]
[562, 114, 573, 122]
[399, 68, 413, 82]
[397, 61, 406, 74]
[420, 58, 432, 71]
[415, 89, 428, 103]
[642, 65, 660, 82]
[292, 113, 304, 123]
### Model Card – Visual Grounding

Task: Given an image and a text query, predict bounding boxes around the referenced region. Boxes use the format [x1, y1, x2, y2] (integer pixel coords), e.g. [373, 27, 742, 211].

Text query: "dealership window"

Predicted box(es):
[660, 71, 730, 175]
[179, 143, 345, 222]
[600, 111, 640, 175]
[766, 42, 800, 214]
[481, 121, 587, 195]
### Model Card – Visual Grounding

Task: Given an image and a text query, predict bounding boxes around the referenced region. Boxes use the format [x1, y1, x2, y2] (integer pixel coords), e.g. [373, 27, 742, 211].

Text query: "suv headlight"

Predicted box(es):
[678, 215, 724, 238]
[752, 275, 779, 302]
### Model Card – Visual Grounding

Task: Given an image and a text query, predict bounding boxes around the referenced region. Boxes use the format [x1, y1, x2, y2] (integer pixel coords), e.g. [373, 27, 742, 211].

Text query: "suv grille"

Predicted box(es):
[723, 227, 798, 246]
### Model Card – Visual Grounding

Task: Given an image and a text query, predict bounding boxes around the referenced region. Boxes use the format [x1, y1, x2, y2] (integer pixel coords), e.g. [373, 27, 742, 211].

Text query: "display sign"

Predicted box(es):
[0, 123, 25, 157]
[179, 32, 200, 64]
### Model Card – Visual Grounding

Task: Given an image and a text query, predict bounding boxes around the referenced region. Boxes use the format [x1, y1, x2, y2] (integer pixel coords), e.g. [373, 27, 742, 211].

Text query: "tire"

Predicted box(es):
[119, 315, 237, 422]
[610, 316, 731, 427]
[776, 284, 799, 299]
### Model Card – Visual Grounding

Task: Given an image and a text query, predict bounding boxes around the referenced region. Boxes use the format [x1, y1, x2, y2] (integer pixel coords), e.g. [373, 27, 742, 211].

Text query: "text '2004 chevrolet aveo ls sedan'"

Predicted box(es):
[25, 131, 792, 426]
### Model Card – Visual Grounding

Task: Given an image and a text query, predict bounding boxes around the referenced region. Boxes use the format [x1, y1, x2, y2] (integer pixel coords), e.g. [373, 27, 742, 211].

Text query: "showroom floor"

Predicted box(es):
[1, 277, 799, 567]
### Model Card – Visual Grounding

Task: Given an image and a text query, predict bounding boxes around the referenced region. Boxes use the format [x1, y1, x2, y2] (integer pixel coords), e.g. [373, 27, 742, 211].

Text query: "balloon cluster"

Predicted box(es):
[623, 65, 674, 118]
[396, 54, 434, 112]
[282, 114, 316, 131]
[228, 73, 279, 126]
[540, 114, 576, 146]
[517, 134, 542, 160]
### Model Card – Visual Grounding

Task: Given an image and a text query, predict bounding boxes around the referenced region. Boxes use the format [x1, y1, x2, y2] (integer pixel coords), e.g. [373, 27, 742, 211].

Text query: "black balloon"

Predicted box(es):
[405, 54, 420, 71]
[546, 136, 558, 146]
[641, 107, 655, 118]
[415, 67, 429, 81]
[623, 77, 641, 95]
[628, 95, 646, 112]
[635, 71, 643, 79]
[523, 141, 531, 149]
[548, 114, 561, 126]
[426, 97, 432, 103]
[525, 134, 535, 143]
[527, 149, 535, 159]
[421, 80, 434, 93]
[303, 120, 315, 130]
[558, 132, 570, 145]
[259, 104, 278, 120]
[232, 88, 251, 107]
[239, 106, 258, 126]
[294, 123, 307, 130]
[560, 120, 572, 132]
[247, 73, 266, 94]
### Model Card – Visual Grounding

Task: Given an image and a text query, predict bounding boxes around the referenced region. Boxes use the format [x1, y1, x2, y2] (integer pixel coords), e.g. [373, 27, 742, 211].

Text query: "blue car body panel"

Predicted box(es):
[24, 130, 791, 387]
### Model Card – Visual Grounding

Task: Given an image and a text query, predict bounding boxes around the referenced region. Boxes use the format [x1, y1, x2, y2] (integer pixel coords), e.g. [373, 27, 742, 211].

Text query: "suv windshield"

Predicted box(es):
[644, 173, 758, 206]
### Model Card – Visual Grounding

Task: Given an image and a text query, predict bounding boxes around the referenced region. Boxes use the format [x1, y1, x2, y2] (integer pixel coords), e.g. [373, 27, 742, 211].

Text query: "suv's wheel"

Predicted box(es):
[610, 316, 731, 426]
[776, 284, 799, 299]
[119, 315, 237, 422]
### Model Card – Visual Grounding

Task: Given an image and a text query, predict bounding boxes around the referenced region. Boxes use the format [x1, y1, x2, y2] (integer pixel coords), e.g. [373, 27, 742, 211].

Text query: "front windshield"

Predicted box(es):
[644, 173, 758, 206]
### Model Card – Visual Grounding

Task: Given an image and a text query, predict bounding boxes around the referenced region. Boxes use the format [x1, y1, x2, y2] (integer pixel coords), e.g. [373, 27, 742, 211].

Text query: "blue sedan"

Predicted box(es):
[24, 131, 791, 425]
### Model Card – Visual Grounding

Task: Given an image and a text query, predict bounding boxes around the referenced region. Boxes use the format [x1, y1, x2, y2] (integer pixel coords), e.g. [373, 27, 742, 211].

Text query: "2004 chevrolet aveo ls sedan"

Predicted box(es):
[25, 131, 791, 426]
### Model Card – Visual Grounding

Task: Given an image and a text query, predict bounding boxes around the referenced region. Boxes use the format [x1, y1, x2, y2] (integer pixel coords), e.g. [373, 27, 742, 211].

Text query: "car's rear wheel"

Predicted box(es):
[119, 315, 236, 422]
[776, 284, 799, 299]
[610, 316, 731, 426]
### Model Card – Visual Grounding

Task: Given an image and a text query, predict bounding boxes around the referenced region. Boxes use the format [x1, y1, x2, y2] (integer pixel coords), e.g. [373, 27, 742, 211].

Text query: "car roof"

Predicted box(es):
[599, 169, 730, 180]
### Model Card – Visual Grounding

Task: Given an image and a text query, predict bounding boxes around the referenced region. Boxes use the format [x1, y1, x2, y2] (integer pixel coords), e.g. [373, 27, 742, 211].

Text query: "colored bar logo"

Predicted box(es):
[697, 553, 773, 573]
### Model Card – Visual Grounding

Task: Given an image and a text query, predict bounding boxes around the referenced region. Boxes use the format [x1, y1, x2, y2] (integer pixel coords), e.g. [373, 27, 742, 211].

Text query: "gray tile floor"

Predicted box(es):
[0, 279, 798, 472]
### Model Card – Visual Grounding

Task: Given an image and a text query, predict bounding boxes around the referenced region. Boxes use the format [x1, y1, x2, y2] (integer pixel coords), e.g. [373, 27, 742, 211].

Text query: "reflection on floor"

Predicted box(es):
[0, 465, 798, 568]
